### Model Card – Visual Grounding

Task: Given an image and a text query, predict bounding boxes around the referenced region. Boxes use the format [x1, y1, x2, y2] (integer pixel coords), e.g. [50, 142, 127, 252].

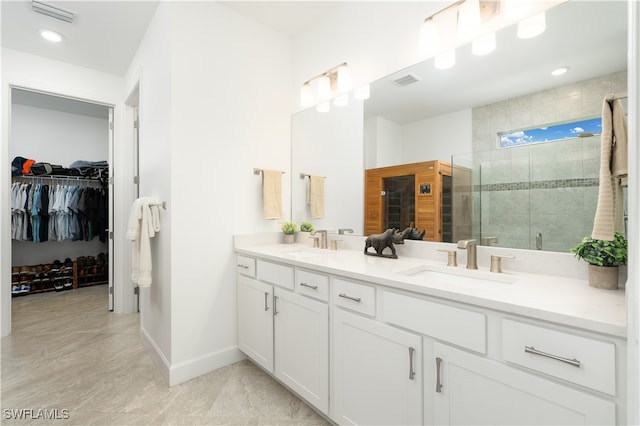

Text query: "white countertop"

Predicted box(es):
[235, 239, 627, 338]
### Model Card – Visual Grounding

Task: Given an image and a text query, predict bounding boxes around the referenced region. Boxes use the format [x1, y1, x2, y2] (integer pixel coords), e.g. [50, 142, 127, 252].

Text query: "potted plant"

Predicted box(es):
[297, 221, 315, 245]
[300, 221, 314, 233]
[281, 221, 299, 244]
[570, 232, 627, 290]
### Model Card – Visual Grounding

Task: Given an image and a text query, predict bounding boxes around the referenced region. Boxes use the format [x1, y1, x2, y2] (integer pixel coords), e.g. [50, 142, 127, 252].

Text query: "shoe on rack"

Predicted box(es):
[11, 285, 21, 295]
[12, 266, 20, 275]
[77, 256, 86, 268]
[63, 279, 73, 290]
[20, 284, 30, 293]
[51, 260, 61, 273]
[54, 281, 64, 292]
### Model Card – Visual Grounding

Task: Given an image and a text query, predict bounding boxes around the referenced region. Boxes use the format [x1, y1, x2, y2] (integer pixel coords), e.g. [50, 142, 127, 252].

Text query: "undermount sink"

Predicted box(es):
[282, 249, 324, 259]
[397, 264, 518, 286]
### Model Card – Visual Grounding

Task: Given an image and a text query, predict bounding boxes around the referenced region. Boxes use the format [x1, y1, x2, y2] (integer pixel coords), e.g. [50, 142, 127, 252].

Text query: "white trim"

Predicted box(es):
[140, 327, 171, 384]
[627, 0, 639, 423]
[169, 346, 245, 386]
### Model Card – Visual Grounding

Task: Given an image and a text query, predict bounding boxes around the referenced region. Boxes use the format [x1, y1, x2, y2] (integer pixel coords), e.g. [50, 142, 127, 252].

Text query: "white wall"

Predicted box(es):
[126, 1, 293, 385]
[401, 109, 472, 163]
[1, 48, 128, 336]
[291, 100, 364, 232]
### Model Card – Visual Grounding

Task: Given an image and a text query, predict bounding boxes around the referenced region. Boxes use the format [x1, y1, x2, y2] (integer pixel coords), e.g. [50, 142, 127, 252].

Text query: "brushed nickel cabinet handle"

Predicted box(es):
[408, 347, 416, 380]
[525, 346, 581, 368]
[264, 292, 269, 311]
[237, 264, 249, 269]
[435, 357, 443, 393]
[338, 292, 362, 303]
[300, 282, 318, 290]
[274, 295, 279, 315]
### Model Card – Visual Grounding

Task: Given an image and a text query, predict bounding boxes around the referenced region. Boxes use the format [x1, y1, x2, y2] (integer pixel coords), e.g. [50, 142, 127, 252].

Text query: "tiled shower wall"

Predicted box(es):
[468, 70, 627, 252]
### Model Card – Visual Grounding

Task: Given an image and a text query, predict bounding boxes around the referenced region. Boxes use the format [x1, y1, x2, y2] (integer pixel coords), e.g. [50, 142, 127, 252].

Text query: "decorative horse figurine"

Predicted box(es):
[364, 228, 406, 259]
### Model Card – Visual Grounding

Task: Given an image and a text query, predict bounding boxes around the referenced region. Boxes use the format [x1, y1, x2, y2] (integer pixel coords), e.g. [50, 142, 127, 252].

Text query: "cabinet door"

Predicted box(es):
[333, 308, 422, 425]
[237, 275, 273, 372]
[274, 288, 329, 415]
[432, 342, 615, 425]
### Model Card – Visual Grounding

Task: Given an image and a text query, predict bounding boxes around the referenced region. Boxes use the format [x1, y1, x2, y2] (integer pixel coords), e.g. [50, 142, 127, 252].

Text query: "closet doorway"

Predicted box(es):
[9, 88, 115, 317]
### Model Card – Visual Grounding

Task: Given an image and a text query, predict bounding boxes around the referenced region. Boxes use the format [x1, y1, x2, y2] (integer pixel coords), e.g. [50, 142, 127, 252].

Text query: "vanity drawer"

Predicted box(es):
[236, 255, 256, 277]
[257, 260, 294, 289]
[332, 278, 376, 316]
[296, 269, 329, 302]
[502, 319, 616, 395]
[382, 290, 486, 353]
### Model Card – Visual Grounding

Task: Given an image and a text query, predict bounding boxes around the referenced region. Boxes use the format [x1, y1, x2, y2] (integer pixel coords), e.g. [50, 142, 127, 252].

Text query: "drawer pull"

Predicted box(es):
[274, 295, 279, 315]
[524, 346, 581, 368]
[264, 292, 269, 311]
[300, 282, 318, 290]
[338, 292, 362, 303]
[408, 347, 416, 380]
[237, 264, 249, 269]
[435, 357, 443, 393]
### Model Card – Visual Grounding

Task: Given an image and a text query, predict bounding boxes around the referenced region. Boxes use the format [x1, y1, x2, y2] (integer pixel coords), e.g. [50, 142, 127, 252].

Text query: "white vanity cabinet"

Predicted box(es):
[236, 257, 330, 415]
[432, 342, 616, 425]
[332, 307, 423, 425]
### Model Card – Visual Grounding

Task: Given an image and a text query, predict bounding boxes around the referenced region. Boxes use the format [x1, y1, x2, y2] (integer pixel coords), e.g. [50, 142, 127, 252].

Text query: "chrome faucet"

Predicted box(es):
[338, 228, 354, 235]
[457, 239, 478, 269]
[311, 230, 328, 249]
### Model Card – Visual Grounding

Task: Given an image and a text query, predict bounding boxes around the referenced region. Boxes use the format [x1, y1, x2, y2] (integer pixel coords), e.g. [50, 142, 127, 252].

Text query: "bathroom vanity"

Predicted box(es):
[234, 234, 626, 425]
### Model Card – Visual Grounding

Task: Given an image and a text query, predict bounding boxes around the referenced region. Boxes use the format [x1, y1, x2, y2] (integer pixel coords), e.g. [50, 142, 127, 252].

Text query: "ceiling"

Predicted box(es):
[0, 0, 333, 76]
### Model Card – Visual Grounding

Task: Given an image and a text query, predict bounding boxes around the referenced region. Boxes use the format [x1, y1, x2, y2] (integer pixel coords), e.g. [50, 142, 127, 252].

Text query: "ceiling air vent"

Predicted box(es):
[389, 73, 422, 87]
[32, 0, 76, 23]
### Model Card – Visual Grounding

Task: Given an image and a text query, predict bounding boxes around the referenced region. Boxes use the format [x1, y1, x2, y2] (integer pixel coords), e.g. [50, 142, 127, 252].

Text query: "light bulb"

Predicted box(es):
[419, 18, 439, 58]
[300, 83, 314, 108]
[316, 75, 332, 102]
[434, 49, 456, 70]
[316, 101, 330, 113]
[551, 67, 569, 76]
[472, 32, 496, 55]
[517, 12, 545, 39]
[457, 0, 481, 41]
[354, 84, 370, 100]
[337, 64, 352, 93]
[504, 0, 532, 20]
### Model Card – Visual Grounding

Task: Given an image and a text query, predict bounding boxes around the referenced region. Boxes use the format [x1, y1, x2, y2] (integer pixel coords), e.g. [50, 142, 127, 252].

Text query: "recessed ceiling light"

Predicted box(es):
[39, 29, 63, 42]
[551, 67, 569, 76]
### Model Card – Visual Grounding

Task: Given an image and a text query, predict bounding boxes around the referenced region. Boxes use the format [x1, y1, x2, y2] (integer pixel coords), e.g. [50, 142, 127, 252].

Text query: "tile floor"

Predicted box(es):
[1, 285, 330, 425]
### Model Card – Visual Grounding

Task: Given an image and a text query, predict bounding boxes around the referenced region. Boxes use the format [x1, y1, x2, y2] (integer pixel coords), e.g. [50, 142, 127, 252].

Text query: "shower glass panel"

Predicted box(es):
[382, 175, 415, 231]
[452, 134, 601, 252]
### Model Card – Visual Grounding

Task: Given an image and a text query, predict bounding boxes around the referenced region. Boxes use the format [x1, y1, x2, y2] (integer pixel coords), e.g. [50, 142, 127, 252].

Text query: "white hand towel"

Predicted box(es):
[592, 98, 627, 240]
[127, 197, 161, 287]
[309, 175, 325, 219]
[262, 169, 282, 220]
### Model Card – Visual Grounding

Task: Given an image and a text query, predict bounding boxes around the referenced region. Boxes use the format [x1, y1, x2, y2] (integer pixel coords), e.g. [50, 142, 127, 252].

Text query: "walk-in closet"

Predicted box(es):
[10, 88, 113, 310]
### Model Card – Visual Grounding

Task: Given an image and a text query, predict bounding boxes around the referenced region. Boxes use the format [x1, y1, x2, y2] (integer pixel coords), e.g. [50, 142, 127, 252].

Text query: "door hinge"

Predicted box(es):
[134, 120, 139, 129]
[109, 286, 114, 295]
[134, 286, 139, 295]
[133, 176, 140, 184]
[381, 190, 386, 196]
[110, 121, 114, 130]
[109, 177, 114, 185]
[109, 231, 114, 240]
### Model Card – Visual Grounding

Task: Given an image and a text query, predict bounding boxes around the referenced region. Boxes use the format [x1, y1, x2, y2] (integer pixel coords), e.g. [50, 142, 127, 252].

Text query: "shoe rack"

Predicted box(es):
[11, 254, 108, 296]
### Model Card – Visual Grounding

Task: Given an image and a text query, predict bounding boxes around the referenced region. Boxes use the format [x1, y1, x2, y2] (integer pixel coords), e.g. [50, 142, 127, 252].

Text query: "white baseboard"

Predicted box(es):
[140, 327, 245, 387]
[140, 327, 171, 385]
[169, 345, 245, 386]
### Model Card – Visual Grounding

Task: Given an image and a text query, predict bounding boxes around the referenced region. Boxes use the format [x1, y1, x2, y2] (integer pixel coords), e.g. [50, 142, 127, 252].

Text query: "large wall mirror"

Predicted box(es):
[291, 0, 628, 253]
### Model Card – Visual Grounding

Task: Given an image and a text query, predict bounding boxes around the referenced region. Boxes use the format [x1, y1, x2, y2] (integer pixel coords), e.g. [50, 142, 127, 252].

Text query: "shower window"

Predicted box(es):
[498, 116, 602, 148]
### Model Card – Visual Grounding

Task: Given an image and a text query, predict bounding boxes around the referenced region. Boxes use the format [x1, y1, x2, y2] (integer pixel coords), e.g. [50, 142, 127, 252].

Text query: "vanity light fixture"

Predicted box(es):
[39, 29, 63, 42]
[457, 0, 481, 41]
[419, 17, 440, 58]
[517, 11, 545, 39]
[354, 84, 370, 101]
[299, 62, 355, 110]
[551, 66, 569, 76]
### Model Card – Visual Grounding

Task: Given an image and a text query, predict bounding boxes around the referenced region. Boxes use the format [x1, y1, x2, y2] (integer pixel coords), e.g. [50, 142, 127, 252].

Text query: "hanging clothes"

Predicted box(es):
[10, 178, 108, 243]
